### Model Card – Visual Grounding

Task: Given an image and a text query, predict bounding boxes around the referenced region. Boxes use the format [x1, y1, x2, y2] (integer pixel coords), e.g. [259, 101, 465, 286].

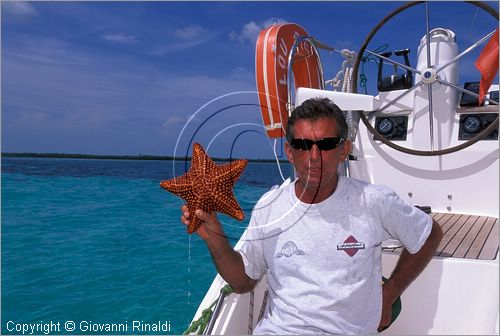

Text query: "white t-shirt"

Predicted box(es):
[237, 176, 432, 335]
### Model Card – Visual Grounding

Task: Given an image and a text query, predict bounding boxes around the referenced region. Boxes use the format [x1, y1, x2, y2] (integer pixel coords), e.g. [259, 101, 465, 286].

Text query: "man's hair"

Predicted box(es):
[285, 98, 349, 142]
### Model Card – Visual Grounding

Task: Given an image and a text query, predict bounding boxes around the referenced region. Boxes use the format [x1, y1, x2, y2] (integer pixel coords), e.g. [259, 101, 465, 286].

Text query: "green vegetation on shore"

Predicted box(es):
[2, 152, 288, 163]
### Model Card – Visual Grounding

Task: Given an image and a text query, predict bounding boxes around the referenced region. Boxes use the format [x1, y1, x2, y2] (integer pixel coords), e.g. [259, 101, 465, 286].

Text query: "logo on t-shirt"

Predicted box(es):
[275, 241, 305, 258]
[337, 235, 365, 257]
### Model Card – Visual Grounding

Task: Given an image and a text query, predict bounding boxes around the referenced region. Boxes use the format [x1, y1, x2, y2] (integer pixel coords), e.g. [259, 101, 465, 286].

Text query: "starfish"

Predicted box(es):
[160, 143, 248, 234]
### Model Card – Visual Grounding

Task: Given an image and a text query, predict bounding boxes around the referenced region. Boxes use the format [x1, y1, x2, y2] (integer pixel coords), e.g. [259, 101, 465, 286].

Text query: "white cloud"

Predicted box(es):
[174, 25, 207, 40]
[4, 36, 88, 66]
[229, 21, 260, 43]
[162, 115, 188, 128]
[2, 1, 38, 19]
[150, 26, 218, 55]
[161, 113, 205, 129]
[101, 33, 138, 44]
[150, 38, 206, 55]
[229, 17, 287, 45]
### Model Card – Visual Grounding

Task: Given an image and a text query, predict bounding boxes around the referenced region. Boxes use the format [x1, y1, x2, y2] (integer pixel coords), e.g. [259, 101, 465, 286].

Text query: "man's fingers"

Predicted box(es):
[194, 209, 225, 238]
[181, 204, 189, 217]
[180, 204, 191, 227]
[195, 209, 213, 223]
[180, 207, 222, 239]
[180, 214, 190, 226]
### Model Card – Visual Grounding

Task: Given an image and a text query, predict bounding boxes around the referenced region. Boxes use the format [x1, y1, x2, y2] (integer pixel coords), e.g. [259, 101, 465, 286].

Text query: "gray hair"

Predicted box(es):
[285, 98, 349, 142]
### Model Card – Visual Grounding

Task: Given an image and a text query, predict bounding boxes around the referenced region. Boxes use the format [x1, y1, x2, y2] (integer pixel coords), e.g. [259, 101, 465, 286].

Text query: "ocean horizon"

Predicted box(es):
[1, 152, 289, 164]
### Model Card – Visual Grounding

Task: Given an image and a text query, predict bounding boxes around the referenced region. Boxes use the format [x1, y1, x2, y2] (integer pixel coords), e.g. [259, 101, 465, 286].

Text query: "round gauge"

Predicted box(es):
[463, 116, 482, 134]
[376, 118, 394, 135]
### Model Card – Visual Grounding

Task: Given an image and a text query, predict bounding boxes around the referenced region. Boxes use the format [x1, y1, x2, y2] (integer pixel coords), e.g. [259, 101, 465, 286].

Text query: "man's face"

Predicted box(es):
[285, 117, 350, 195]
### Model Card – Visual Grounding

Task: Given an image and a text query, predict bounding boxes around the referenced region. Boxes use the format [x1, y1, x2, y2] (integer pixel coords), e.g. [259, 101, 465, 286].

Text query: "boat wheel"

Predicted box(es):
[351, 1, 499, 156]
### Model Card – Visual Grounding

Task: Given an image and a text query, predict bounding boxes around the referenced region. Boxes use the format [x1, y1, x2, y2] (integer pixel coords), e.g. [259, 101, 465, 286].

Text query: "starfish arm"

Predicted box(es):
[211, 194, 245, 220]
[217, 160, 248, 184]
[190, 143, 205, 175]
[206, 162, 247, 220]
[191, 143, 217, 176]
[229, 160, 248, 181]
[185, 202, 203, 234]
[160, 174, 196, 200]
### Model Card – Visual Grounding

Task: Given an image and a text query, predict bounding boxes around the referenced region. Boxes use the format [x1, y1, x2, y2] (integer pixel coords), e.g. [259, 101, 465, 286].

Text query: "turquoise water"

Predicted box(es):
[2, 157, 291, 335]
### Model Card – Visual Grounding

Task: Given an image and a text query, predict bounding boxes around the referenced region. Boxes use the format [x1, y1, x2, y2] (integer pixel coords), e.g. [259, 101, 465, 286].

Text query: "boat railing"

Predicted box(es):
[203, 286, 231, 334]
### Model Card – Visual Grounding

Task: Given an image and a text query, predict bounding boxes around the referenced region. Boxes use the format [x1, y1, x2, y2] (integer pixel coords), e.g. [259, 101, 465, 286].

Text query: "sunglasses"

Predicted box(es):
[290, 137, 345, 151]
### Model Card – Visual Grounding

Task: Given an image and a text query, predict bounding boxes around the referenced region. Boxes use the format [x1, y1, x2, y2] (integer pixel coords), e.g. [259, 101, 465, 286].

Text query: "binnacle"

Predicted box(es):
[160, 143, 247, 234]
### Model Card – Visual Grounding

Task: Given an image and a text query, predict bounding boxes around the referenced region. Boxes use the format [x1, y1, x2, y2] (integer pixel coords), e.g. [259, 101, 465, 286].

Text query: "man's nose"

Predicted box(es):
[309, 144, 321, 161]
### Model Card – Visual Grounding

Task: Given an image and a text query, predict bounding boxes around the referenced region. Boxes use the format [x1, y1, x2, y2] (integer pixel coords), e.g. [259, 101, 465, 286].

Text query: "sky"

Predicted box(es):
[2, 1, 498, 159]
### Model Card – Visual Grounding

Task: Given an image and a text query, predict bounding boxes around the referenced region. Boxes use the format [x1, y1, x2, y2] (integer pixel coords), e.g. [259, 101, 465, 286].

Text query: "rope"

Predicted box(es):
[273, 139, 286, 182]
[343, 66, 361, 142]
[326, 49, 357, 91]
[342, 66, 353, 93]
[257, 289, 269, 322]
[359, 44, 389, 94]
[248, 289, 255, 334]
[183, 284, 234, 335]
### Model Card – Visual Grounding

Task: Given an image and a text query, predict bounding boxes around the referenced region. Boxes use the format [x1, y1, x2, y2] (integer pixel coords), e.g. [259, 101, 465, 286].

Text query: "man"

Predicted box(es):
[181, 98, 443, 334]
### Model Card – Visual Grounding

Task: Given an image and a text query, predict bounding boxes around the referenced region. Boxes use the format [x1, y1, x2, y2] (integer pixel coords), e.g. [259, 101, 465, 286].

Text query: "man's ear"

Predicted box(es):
[285, 141, 294, 164]
[340, 139, 352, 161]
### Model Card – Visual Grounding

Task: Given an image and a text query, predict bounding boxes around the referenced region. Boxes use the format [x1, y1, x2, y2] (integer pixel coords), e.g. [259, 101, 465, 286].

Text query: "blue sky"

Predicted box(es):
[2, 1, 498, 159]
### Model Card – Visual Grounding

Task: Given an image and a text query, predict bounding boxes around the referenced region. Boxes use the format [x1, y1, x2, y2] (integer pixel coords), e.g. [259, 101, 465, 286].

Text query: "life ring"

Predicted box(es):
[255, 23, 323, 138]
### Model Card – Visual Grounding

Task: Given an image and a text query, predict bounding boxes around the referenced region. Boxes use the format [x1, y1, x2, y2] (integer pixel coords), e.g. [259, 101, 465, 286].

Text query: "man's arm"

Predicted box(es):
[378, 219, 443, 331]
[181, 206, 257, 294]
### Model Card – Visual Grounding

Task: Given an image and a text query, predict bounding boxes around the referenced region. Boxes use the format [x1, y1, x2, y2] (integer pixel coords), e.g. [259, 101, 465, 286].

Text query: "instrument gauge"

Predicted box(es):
[376, 118, 394, 135]
[463, 116, 482, 134]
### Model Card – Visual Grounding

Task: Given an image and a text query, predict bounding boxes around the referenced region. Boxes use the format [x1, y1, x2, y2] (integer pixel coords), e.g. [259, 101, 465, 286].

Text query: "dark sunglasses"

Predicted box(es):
[290, 137, 345, 151]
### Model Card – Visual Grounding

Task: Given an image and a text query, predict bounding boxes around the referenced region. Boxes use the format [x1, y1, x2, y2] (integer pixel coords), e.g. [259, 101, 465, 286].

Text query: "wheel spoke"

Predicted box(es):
[436, 78, 499, 105]
[436, 29, 497, 73]
[369, 81, 424, 115]
[424, 2, 435, 152]
[427, 84, 435, 152]
[425, 2, 432, 69]
[364, 49, 421, 75]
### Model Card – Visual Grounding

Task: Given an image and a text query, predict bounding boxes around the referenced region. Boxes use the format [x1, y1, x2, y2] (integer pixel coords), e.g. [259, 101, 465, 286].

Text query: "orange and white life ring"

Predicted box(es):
[255, 23, 323, 138]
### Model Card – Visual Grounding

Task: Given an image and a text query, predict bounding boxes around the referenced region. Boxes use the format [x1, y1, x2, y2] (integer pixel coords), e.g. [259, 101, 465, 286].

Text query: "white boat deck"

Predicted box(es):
[383, 213, 499, 260]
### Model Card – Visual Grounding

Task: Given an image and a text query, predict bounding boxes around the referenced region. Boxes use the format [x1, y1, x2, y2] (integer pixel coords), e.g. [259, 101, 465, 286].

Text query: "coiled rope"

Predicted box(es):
[183, 284, 233, 335]
[326, 49, 357, 91]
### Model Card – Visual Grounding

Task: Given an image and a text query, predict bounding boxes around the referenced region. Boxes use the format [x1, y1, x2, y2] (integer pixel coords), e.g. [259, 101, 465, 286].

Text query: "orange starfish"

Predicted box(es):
[160, 143, 248, 234]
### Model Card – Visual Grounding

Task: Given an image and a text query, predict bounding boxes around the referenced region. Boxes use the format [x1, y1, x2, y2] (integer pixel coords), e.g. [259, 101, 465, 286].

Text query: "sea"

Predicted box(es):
[1, 157, 292, 335]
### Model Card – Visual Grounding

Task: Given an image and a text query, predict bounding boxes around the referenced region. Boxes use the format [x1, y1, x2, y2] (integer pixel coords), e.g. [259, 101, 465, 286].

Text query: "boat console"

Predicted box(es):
[377, 49, 413, 92]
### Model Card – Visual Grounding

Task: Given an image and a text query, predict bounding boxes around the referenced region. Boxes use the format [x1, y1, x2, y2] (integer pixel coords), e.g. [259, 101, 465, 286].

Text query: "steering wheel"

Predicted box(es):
[351, 1, 499, 156]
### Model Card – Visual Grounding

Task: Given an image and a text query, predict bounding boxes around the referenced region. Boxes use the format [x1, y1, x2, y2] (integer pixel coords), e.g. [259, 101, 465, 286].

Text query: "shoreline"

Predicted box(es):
[1, 152, 288, 164]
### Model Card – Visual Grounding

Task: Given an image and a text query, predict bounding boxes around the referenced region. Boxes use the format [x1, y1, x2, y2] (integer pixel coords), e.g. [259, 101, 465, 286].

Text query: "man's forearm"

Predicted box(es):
[387, 220, 443, 300]
[205, 235, 256, 294]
